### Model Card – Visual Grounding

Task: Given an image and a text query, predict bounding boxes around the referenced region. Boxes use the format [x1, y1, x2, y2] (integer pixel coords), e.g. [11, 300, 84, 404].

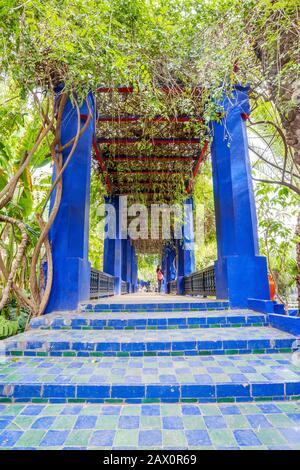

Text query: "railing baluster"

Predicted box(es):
[90, 268, 116, 299]
[182, 265, 216, 297]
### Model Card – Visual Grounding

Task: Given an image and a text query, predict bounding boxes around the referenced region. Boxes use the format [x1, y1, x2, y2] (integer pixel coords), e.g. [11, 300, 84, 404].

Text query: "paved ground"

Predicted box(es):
[1, 295, 299, 449]
[30, 309, 268, 330]
[3, 326, 296, 356]
[87, 293, 226, 304]
[0, 401, 300, 450]
[1, 354, 299, 386]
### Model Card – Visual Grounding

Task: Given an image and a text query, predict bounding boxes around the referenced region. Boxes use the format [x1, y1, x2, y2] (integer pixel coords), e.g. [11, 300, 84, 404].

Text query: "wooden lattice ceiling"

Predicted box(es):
[91, 86, 209, 253]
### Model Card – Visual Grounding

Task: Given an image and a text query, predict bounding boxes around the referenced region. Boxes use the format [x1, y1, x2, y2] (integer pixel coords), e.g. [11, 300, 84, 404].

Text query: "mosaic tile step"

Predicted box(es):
[81, 300, 230, 312]
[30, 310, 268, 330]
[2, 327, 298, 357]
[1, 353, 300, 402]
[1, 401, 300, 449]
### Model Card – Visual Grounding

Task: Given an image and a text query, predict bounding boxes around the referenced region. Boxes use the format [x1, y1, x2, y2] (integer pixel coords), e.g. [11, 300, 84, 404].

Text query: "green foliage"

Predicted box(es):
[194, 161, 217, 270]
[0, 315, 19, 339]
[0, 297, 31, 338]
[88, 170, 107, 270]
[255, 182, 299, 301]
[138, 254, 159, 284]
[0, 0, 299, 315]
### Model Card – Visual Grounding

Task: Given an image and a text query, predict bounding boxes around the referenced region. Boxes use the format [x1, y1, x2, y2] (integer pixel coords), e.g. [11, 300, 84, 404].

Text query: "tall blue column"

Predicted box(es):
[127, 240, 133, 293]
[46, 92, 95, 313]
[177, 197, 196, 294]
[103, 195, 123, 295]
[167, 243, 177, 284]
[131, 246, 138, 292]
[161, 245, 168, 293]
[164, 243, 177, 293]
[121, 238, 132, 293]
[210, 84, 270, 307]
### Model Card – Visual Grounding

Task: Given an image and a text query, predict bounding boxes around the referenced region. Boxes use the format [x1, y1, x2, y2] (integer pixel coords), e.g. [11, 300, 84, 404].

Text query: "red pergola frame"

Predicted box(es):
[83, 90, 208, 195]
[186, 140, 209, 193]
[92, 136, 113, 193]
[104, 156, 194, 161]
[96, 86, 203, 95]
[96, 115, 204, 123]
[97, 137, 201, 145]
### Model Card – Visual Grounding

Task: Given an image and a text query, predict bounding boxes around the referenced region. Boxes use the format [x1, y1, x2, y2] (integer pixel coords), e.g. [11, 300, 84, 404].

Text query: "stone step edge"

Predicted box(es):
[30, 317, 269, 330]
[80, 303, 230, 312]
[4, 335, 296, 352]
[30, 323, 269, 331]
[1, 381, 300, 403]
[3, 347, 295, 358]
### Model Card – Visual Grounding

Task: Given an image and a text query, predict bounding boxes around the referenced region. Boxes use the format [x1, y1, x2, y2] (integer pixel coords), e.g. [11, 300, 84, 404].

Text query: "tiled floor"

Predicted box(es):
[30, 310, 268, 330]
[3, 326, 297, 356]
[0, 401, 300, 449]
[1, 354, 300, 386]
[85, 293, 228, 305]
[1, 297, 300, 449]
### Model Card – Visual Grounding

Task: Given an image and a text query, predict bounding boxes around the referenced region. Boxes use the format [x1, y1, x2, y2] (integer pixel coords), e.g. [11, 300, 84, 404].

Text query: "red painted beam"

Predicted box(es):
[103, 155, 196, 162]
[186, 140, 209, 193]
[96, 115, 204, 123]
[120, 192, 174, 197]
[112, 182, 180, 188]
[98, 137, 201, 145]
[92, 136, 113, 193]
[105, 156, 195, 161]
[96, 86, 134, 93]
[121, 193, 174, 196]
[109, 171, 184, 175]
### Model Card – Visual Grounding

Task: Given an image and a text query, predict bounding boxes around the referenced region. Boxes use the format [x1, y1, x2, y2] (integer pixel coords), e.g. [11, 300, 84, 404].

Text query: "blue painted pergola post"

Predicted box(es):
[103, 195, 123, 295]
[210, 85, 270, 307]
[161, 245, 168, 293]
[127, 239, 133, 293]
[121, 238, 132, 293]
[168, 243, 177, 283]
[164, 243, 177, 293]
[177, 197, 196, 294]
[46, 92, 95, 313]
[131, 246, 138, 293]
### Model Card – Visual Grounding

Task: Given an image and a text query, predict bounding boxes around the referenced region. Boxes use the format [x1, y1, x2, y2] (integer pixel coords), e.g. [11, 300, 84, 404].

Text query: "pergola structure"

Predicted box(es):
[45, 84, 272, 314]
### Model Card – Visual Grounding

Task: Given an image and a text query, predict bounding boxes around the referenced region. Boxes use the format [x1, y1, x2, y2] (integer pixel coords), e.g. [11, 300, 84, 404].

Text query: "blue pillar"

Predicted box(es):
[167, 243, 177, 286]
[127, 240, 133, 293]
[131, 246, 138, 292]
[103, 195, 123, 295]
[121, 238, 132, 293]
[177, 197, 196, 294]
[210, 84, 270, 307]
[46, 92, 95, 312]
[161, 245, 168, 293]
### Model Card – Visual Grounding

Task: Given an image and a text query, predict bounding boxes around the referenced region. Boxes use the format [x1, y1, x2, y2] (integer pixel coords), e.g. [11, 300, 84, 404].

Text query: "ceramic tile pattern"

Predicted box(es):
[81, 299, 230, 312]
[0, 402, 300, 449]
[0, 353, 300, 403]
[30, 310, 269, 330]
[2, 326, 298, 357]
[0, 297, 300, 449]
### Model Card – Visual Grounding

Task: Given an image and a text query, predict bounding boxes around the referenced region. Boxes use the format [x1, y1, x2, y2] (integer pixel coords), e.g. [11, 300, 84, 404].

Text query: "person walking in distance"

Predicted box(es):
[156, 265, 164, 293]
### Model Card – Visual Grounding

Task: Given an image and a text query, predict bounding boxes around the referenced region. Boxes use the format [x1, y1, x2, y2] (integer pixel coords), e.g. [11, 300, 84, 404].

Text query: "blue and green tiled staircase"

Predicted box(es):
[0, 299, 300, 449]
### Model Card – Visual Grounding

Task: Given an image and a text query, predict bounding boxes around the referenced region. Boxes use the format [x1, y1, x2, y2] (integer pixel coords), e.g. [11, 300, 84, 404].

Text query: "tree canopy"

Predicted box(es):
[0, 0, 299, 321]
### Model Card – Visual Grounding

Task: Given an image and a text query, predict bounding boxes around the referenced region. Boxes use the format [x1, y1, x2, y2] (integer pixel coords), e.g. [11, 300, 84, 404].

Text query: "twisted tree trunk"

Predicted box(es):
[296, 211, 300, 316]
[0, 214, 28, 310]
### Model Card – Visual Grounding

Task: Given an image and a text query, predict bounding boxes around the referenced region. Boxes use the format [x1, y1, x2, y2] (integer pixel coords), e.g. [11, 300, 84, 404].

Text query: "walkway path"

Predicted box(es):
[0, 294, 299, 449]
[0, 401, 300, 449]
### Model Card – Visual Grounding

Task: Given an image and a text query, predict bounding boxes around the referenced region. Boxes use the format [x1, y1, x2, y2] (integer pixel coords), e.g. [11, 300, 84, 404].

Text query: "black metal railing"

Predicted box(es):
[121, 280, 128, 294]
[90, 268, 115, 299]
[168, 280, 177, 294]
[184, 265, 216, 297]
